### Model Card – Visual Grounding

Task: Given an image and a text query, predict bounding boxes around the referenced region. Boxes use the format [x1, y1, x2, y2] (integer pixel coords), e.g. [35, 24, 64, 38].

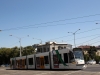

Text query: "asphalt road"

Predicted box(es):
[83, 64, 100, 72]
[0, 64, 100, 75]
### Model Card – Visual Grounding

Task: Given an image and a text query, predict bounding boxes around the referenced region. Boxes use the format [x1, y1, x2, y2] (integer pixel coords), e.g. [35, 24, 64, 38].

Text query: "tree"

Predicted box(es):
[10, 46, 20, 57]
[0, 46, 35, 65]
[22, 46, 35, 56]
[84, 54, 89, 62]
[0, 47, 12, 64]
[88, 46, 97, 60]
[95, 56, 100, 64]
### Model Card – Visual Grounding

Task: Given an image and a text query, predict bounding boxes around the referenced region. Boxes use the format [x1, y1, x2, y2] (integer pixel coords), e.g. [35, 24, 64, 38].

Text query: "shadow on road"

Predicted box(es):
[6, 68, 81, 71]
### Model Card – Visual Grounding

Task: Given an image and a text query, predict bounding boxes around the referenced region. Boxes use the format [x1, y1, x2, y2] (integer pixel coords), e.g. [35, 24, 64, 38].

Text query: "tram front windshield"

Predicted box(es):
[73, 50, 84, 60]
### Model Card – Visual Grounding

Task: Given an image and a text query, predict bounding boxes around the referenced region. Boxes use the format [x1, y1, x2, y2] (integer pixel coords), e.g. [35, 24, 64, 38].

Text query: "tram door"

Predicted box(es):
[40, 56, 45, 69]
[22, 59, 25, 69]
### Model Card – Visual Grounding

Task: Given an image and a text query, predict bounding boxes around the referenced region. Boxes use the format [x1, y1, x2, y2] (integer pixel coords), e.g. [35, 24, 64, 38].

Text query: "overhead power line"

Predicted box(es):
[7, 42, 19, 48]
[76, 35, 100, 46]
[50, 27, 100, 41]
[64, 34, 100, 42]
[91, 40, 100, 45]
[2, 19, 100, 31]
[1, 13, 100, 31]
[48, 33, 100, 46]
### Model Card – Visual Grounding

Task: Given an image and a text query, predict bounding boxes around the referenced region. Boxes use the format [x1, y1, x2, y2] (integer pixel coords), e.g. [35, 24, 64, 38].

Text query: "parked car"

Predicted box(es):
[1, 64, 5, 67]
[87, 60, 96, 65]
[99, 61, 100, 65]
[5, 64, 10, 67]
[0, 64, 10, 67]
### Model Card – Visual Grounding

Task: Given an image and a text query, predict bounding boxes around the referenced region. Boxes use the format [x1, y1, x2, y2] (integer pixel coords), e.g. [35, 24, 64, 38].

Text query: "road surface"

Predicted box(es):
[0, 64, 100, 75]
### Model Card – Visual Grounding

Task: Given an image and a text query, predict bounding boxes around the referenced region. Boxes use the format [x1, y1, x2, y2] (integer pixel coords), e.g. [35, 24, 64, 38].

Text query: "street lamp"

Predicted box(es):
[9, 35, 22, 57]
[9, 35, 29, 57]
[68, 29, 80, 48]
[95, 22, 100, 24]
[33, 38, 42, 44]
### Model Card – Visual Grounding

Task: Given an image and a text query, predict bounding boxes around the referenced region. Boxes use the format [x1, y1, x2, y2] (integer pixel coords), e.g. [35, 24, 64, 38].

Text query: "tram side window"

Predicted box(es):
[53, 54, 61, 64]
[44, 56, 49, 64]
[36, 57, 40, 65]
[25, 59, 26, 65]
[20, 59, 22, 65]
[12, 60, 14, 65]
[59, 54, 61, 64]
[29, 58, 33, 65]
[63, 53, 68, 63]
[69, 51, 74, 63]
[53, 55, 59, 64]
[16, 60, 17, 65]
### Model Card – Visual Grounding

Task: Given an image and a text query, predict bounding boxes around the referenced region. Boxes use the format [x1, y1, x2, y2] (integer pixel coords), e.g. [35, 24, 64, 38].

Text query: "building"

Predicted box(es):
[96, 45, 100, 56]
[78, 45, 90, 54]
[78, 45, 100, 56]
[33, 41, 72, 54]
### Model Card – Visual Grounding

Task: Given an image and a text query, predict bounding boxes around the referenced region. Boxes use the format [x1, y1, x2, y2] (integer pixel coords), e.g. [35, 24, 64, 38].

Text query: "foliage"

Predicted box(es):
[88, 46, 97, 59]
[95, 56, 100, 63]
[84, 54, 89, 62]
[83, 46, 100, 63]
[22, 46, 35, 56]
[0, 46, 35, 65]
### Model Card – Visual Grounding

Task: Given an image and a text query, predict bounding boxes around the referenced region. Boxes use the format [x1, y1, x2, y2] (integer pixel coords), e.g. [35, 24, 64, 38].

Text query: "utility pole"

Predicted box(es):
[33, 38, 42, 44]
[10, 35, 29, 57]
[68, 29, 80, 47]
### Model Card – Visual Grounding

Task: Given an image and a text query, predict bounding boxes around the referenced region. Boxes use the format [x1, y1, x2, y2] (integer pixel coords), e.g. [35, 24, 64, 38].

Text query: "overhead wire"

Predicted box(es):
[6, 30, 100, 47]
[1, 13, 100, 31]
[49, 27, 100, 41]
[91, 40, 100, 45]
[44, 33, 100, 47]
[76, 35, 100, 46]
[3, 23, 100, 47]
[2, 19, 100, 31]
[7, 42, 19, 48]
[1, 13, 100, 47]
[63, 34, 100, 42]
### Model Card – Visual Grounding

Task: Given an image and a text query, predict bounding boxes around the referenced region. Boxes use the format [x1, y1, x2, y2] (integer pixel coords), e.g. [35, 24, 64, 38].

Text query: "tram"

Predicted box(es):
[10, 48, 86, 70]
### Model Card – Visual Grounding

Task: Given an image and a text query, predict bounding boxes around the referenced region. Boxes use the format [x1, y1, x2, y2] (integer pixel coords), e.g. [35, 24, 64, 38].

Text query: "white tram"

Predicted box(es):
[10, 48, 86, 70]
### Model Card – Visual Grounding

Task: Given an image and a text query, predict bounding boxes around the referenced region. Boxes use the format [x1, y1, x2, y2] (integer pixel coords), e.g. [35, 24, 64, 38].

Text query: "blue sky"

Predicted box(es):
[1, 0, 100, 48]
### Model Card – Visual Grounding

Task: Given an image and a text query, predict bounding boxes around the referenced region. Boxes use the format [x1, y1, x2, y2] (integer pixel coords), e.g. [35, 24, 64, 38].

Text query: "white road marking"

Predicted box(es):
[63, 71, 80, 75]
[35, 71, 55, 75]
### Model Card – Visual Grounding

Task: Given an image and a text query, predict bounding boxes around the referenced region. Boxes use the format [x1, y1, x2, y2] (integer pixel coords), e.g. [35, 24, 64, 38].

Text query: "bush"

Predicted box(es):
[95, 56, 100, 64]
